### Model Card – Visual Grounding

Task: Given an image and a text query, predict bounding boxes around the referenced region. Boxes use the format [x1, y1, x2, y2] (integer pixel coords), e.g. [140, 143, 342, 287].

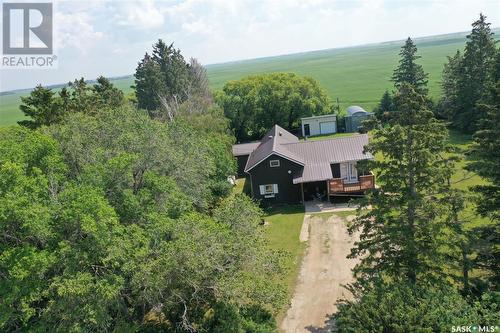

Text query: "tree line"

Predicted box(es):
[335, 14, 499, 331]
[1, 41, 286, 332]
[374, 14, 498, 135]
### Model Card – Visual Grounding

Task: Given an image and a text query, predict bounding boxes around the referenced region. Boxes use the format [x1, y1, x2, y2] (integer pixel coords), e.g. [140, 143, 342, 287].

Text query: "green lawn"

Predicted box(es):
[2, 29, 499, 126]
[303, 132, 356, 141]
[446, 130, 490, 229]
[263, 204, 306, 319]
[232, 177, 246, 195]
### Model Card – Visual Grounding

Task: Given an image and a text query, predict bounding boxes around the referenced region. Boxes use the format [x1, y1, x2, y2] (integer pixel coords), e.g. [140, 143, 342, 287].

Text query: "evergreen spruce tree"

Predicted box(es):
[348, 83, 452, 285]
[151, 40, 190, 101]
[18, 85, 63, 128]
[391, 38, 429, 96]
[439, 51, 463, 121]
[134, 53, 165, 111]
[455, 14, 497, 132]
[92, 76, 125, 110]
[444, 189, 475, 295]
[134, 40, 190, 111]
[468, 50, 500, 288]
[373, 90, 394, 123]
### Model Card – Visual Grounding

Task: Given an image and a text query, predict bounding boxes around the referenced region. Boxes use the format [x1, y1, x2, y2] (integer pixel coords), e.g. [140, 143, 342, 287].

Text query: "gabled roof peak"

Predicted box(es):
[244, 125, 302, 172]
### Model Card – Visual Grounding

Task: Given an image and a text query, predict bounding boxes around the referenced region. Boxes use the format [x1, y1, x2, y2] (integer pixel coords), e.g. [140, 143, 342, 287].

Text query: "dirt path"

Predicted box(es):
[280, 213, 359, 333]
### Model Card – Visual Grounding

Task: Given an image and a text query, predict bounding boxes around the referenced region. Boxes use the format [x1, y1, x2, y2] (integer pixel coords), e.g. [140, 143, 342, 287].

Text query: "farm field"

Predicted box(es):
[2, 29, 499, 126]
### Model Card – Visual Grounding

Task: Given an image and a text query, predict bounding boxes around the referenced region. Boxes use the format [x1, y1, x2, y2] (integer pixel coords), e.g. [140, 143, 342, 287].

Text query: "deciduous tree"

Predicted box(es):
[217, 73, 331, 141]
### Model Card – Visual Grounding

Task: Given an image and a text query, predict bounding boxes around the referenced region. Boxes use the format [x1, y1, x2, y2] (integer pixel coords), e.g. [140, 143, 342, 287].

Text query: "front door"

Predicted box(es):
[348, 162, 358, 182]
[304, 124, 310, 136]
[340, 162, 358, 183]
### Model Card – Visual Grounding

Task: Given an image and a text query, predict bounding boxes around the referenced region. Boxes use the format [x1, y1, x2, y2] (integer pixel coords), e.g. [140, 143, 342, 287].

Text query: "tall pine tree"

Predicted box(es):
[18, 85, 63, 128]
[151, 40, 190, 100]
[349, 83, 452, 285]
[134, 40, 190, 111]
[438, 50, 463, 121]
[134, 53, 164, 111]
[467, 50, 500, 288]
[442, 14, 497, 132]
[392, 38, 429, 96]
[373, 90, 394, 123]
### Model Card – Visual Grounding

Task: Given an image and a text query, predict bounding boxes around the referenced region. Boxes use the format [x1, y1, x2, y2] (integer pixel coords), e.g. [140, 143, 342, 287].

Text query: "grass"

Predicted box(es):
[262, 204, 306, 320]
[446, 130, 490, 229]
[2, 30, 499, 126]
[232, 177, 246, 195]
[231, 177, 252, 198]
[302, 132, 356, 141]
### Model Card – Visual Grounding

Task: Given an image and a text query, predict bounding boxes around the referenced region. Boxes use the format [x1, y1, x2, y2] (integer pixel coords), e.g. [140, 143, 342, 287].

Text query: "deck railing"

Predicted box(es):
[328, 174, 375, 194]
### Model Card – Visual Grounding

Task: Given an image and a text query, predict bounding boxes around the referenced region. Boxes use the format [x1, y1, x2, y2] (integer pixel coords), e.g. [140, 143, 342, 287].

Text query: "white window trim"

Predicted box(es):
[259, 184, 279, 197]
[269, 159, 280, 168]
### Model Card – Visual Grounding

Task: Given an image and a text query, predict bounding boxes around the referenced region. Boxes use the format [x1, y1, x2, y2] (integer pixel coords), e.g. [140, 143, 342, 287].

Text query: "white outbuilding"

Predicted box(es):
[301, 114, 337, 137]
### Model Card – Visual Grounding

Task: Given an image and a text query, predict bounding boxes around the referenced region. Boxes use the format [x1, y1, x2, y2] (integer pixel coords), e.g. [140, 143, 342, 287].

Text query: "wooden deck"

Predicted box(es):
[328, 174, 375, 194]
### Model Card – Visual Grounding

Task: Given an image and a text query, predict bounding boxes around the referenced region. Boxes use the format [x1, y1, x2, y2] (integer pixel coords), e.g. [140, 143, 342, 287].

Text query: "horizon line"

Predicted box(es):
[2, 26, 499, 94]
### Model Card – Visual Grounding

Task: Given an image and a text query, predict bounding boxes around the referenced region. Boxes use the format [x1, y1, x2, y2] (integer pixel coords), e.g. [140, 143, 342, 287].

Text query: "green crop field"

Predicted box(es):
[1, 29, 499, 126]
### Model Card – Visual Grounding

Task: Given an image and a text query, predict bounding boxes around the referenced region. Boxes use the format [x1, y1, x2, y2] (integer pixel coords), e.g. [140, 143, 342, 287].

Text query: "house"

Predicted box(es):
[232, 141, 261, 176]
[232, 125, 375, 204]
[344, 105, 373, 132]
[301, 114, 337, 137]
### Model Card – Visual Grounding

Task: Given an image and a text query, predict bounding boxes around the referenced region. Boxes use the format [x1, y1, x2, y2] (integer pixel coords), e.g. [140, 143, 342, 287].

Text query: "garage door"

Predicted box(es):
[320, 121, 336, 134]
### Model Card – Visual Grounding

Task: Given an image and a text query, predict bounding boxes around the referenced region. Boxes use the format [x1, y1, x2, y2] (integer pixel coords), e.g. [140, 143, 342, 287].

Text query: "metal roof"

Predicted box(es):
[346, 105, 367, 116]
[285, 134, 373, 183]
[244, 125, 304, 172]
[234, 125, 372, 183]
[232, 142, 260, 156]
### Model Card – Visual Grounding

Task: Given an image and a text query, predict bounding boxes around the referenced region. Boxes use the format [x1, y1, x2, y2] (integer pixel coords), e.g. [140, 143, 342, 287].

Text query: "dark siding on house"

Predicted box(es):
[248, 154, 303, 204]
[236, 155, 249, 177]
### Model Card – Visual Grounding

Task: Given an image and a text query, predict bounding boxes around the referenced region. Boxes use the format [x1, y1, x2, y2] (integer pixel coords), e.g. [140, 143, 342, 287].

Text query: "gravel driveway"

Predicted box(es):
[280, 213, 359, 333]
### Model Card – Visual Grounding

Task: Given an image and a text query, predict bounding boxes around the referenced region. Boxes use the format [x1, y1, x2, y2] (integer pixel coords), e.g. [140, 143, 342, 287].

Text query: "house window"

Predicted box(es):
[269, 160, 280, 167]
[259, 184, 279, 197]
[264, 184, 274, 194]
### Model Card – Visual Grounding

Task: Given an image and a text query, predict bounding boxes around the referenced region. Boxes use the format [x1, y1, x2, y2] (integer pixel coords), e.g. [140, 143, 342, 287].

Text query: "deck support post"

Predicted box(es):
[300, 183, 304, 204]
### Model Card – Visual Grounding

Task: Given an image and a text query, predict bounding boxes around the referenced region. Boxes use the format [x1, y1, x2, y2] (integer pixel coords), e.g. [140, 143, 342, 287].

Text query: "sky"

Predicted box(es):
[1, 0, 499, 92]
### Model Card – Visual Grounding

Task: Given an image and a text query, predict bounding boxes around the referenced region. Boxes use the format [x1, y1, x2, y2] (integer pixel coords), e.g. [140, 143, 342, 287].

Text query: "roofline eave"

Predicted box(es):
[244, 151, 305, 173]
